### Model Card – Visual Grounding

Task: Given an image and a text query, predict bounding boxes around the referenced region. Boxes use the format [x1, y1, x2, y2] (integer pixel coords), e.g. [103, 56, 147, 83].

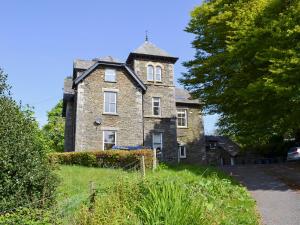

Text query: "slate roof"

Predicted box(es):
[134, 41, 172, 57]
[205, 136, 240, 157]
[126, 41, 178, 64]
[175, 88, 201, 105]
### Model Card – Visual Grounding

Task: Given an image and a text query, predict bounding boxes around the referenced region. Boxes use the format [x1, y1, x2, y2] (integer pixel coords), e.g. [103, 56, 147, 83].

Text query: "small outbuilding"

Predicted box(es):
[205, 136, 240, 166]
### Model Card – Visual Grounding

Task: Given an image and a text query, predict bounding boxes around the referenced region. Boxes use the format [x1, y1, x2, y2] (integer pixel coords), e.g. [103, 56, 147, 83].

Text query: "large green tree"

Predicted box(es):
[0, 68, 57, 211]
[42, 100, 65, 152]
[181, 0, 300, 145]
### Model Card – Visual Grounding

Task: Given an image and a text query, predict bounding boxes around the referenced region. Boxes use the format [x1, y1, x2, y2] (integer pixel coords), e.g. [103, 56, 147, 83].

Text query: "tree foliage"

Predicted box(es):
[0, 68, 58, 212]
[42, 100, 65, 152]
[181, 0, 300, 145]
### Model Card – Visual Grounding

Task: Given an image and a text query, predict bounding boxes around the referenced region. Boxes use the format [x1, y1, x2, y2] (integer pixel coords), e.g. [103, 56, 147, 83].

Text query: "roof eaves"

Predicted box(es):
[74, 61, 146, 91]
[124, 65, 146, 91]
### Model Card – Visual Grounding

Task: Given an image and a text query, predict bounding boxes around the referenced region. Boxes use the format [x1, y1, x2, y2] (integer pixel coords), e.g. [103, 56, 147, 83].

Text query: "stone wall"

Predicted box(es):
[74, 66, 143, 151]
[133, 58, 178, 162]
[64, 100, 75, 151]
[176, 104, 206, 164]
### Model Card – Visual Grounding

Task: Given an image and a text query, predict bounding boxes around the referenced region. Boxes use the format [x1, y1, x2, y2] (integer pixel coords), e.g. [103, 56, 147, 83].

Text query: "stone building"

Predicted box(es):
[62, 41, 206, 163]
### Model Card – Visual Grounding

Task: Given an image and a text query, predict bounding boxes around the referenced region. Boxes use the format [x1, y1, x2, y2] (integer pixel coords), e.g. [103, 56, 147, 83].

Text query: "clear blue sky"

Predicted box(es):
[0, 0, 218, 134]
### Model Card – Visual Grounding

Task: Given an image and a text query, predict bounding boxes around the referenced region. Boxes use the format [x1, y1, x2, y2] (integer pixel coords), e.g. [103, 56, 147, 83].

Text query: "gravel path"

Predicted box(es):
[222, 165, 300, 225]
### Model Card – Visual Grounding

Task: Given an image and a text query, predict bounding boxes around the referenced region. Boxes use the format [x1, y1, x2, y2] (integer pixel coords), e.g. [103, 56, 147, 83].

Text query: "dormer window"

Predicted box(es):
[155, 66, 162, 82]
[105, 69, 116, 82]
[147, 65, 154, 81]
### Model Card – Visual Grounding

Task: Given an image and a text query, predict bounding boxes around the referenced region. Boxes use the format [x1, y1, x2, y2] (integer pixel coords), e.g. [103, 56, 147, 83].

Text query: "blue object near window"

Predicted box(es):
[112, 145, 148, 150]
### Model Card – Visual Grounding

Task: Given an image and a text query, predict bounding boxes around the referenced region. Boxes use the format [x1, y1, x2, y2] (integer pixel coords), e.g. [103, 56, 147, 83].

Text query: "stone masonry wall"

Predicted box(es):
[74, 66, 143, 151]
[176, 105, 206, 164]
[64, 100, 75, 151]
[133, 59, 178, 162]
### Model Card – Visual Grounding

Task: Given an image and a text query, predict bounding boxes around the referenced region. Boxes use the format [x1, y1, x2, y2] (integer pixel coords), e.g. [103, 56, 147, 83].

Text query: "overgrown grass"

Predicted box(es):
[56, 165, 259, 225]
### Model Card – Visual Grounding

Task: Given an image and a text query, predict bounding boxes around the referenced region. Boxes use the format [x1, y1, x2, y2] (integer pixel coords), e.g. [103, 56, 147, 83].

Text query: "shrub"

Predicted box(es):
[0, 69, 58, 212]
[0, 207, 59, 225]
[48, 150, 153, 169]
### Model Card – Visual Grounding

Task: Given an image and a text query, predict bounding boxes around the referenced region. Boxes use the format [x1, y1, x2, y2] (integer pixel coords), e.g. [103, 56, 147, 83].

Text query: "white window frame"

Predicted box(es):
[152, 133, 163, 151]
[152, 97, 161, 116]
[103, 130, 117, 150]
[155, 66, 162, 82]
[177, 109, 187, 128]
[104, 69, 116, 82]
[179, 145, 186, 158]
[147, 65, 154, 81]
[104, 91, 117, 114]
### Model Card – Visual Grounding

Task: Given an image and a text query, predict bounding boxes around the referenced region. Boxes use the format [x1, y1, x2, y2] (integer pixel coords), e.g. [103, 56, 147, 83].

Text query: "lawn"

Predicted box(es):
[55, 165, 259, 225]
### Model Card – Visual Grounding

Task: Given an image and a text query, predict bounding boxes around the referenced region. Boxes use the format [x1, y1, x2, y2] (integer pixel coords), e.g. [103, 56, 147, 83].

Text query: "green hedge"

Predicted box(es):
[48, 150, 154, 169]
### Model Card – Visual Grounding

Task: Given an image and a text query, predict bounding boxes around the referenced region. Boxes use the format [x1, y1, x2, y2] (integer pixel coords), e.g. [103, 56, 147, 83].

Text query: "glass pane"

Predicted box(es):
[154, 102, 159, 107]
[109, 103, 116, 113]
[105, 102, 110, 112]
[104, 143, 114, 150]
[181, 147, 185, 156]
[147, 66, 154, 80]
[105, 69, 116, 82]
[110, 92, 116, 103]
[104, 131, 115, 144]
[155, 67, 161, 81]
[153, 107, 160, 115]
[153, 133, 161, 143]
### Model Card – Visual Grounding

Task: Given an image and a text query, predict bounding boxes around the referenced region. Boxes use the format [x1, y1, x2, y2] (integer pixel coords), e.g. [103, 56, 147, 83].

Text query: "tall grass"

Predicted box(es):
[71, 165, 259, 225]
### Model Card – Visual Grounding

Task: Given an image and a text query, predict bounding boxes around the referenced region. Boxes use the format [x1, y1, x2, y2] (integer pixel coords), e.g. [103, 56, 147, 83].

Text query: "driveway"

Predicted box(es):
[222, 163, 300, 225]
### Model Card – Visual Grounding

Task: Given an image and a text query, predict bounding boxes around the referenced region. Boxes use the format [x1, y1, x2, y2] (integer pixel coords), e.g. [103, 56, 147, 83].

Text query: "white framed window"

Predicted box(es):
[104, 91, 117, 114]
[105, 69, 116, 82]
[152, 97, 161, 116]
[155, 66, 162, 82]
[147, 65, 154, 81]
[153, 133, 163, 151]
[103, 130, 116, 150]
[177, 109, 187, 128]
[179, 145, 186, 158]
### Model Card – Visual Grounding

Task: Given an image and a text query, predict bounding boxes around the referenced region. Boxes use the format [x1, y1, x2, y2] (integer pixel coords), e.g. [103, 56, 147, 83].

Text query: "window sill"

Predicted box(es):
[177, 126, 188, 129]
[180, 156, 187, 159]
[102, 113, 119, 116]
[104, 80, 117, 83]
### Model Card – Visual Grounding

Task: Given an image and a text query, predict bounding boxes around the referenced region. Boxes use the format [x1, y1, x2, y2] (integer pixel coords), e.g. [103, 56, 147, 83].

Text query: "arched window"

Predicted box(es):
[155, 66, 162, 82]
[147, 65, 154, 81]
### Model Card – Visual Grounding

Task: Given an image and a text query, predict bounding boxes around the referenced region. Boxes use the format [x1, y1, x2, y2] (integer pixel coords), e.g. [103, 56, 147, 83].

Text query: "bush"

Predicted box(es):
[0, 207, 59, 225]
[0, 69, 58, 212]
[48, 150, 153, 169]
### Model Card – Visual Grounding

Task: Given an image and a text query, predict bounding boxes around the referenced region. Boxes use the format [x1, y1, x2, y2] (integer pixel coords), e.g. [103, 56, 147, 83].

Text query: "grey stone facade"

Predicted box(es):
[63, 41, 206, 164]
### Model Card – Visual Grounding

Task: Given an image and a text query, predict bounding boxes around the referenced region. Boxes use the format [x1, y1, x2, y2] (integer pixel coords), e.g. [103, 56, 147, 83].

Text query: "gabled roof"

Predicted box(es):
[175, 88, 201, 105]
[205, 136, 240, 157]
[73, 60, 146, 91]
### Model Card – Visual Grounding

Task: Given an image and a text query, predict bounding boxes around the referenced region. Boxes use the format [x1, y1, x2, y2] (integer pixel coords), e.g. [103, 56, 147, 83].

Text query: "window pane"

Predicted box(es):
[104, 92, 117, 113]
[109, 103, 116, 113]
[104, 131, 116, 143]
[177, 109, 187, 127]
[104, 143, 114, 150]
[153, 133, 161, 143]
[180, 147, 185, 156]
[153, 133, 162, 150]
[155, 66, 161, 81]
[105, 69, 116, 82]
[147, 65, 154, 81]
[153, 97, 160, 115]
